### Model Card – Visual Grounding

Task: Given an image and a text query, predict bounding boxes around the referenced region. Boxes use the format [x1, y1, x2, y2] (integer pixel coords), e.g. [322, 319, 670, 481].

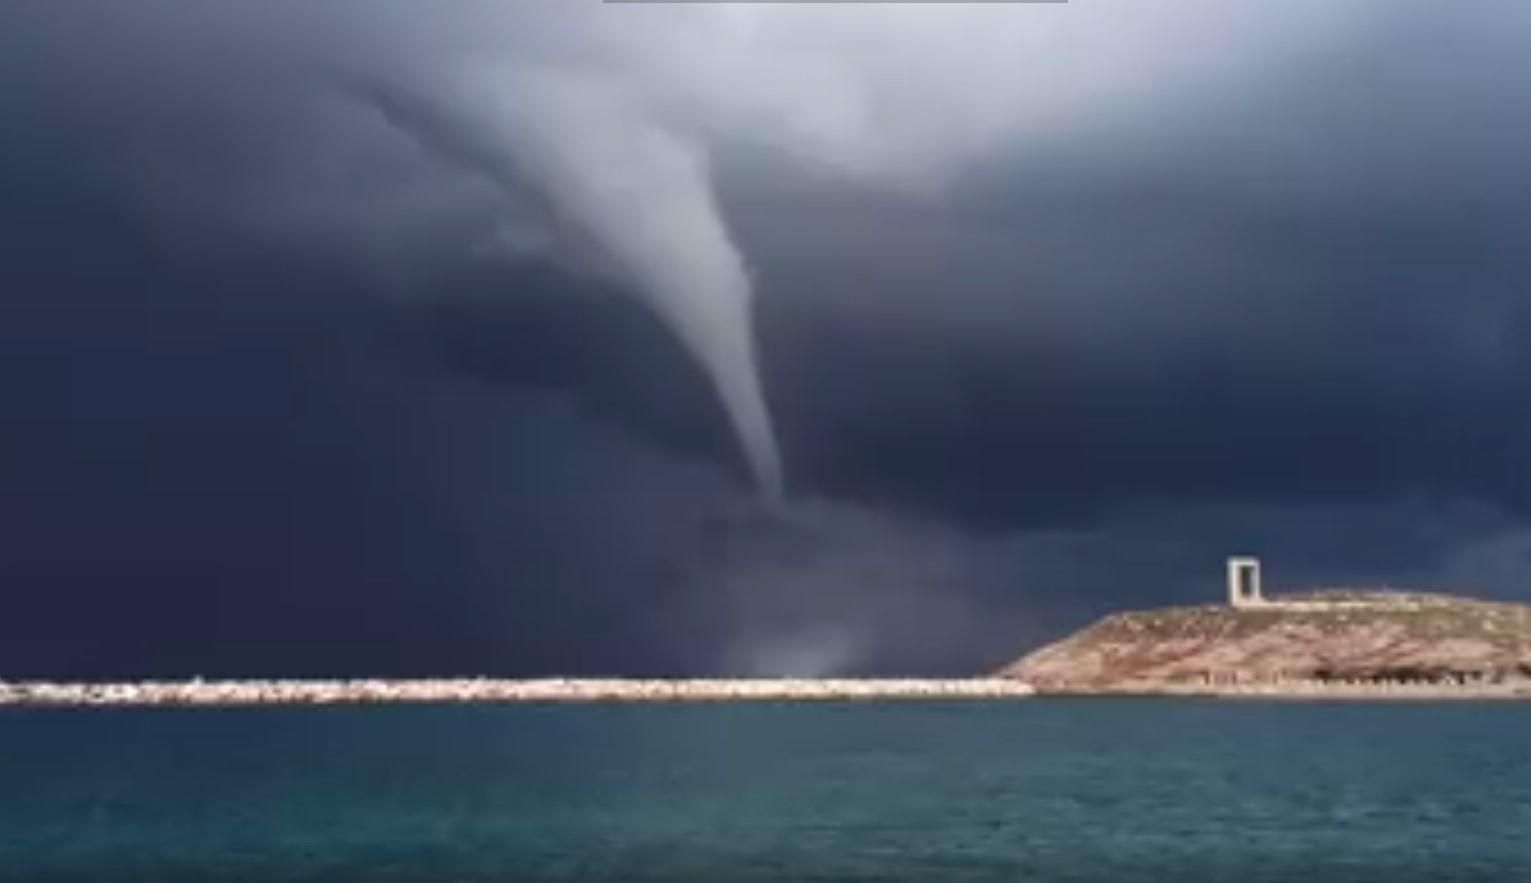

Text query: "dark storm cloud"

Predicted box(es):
[738, 1, 1531, 526]
[2, 1, 1530, 676]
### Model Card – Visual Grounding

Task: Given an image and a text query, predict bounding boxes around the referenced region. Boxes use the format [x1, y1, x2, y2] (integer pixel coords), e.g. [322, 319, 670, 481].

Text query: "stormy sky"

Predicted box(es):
[2, 2, 1530, 678]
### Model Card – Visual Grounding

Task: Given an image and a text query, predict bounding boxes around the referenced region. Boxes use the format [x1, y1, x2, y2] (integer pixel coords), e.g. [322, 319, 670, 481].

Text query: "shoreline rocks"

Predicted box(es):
[1030, 679, 1531, 701]
[2, 676, 1526, 706]
[0, 678, 1036, 708]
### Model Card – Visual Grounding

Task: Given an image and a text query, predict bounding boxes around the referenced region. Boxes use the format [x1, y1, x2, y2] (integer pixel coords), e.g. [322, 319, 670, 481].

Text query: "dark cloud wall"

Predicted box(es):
[2, 2, 1530, 677]
[738, 3, 1531, 525]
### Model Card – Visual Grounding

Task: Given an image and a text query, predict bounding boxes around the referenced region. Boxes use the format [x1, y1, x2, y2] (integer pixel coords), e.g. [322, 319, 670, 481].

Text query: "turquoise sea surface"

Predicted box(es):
[1, 700, 1528, 882]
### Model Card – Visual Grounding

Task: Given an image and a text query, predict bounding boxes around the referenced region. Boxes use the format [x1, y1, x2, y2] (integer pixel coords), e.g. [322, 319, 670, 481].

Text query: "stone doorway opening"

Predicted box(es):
[1227, 557, 1262, 607]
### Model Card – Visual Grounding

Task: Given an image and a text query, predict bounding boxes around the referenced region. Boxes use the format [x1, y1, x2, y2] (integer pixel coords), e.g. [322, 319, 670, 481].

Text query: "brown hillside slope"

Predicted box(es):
[1002, 591, 1531, 690]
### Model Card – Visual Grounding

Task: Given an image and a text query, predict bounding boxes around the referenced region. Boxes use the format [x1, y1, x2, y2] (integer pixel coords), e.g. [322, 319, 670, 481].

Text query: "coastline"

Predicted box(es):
[5, 677, 1531, 707]
[0, 678, 1036, 708]
[1030, 679, 1531, 702]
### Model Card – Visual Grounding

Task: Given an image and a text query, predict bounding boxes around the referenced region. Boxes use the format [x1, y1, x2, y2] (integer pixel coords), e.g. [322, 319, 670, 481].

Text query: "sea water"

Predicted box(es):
[1, 700, 1528, 882]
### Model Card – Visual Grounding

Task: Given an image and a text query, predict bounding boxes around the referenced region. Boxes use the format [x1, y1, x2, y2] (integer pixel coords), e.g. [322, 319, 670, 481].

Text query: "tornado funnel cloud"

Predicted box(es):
[360, 79, 784, 500]
[513, 96, 785, 501]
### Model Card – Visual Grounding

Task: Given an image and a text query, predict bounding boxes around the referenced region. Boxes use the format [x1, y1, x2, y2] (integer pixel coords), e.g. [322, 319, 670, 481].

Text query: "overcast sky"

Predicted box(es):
[2, 2, 1530, 677]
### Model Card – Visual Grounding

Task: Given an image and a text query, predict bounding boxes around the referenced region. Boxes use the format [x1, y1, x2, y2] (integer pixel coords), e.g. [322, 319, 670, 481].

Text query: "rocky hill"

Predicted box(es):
[1003, 591, 1531, 692]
